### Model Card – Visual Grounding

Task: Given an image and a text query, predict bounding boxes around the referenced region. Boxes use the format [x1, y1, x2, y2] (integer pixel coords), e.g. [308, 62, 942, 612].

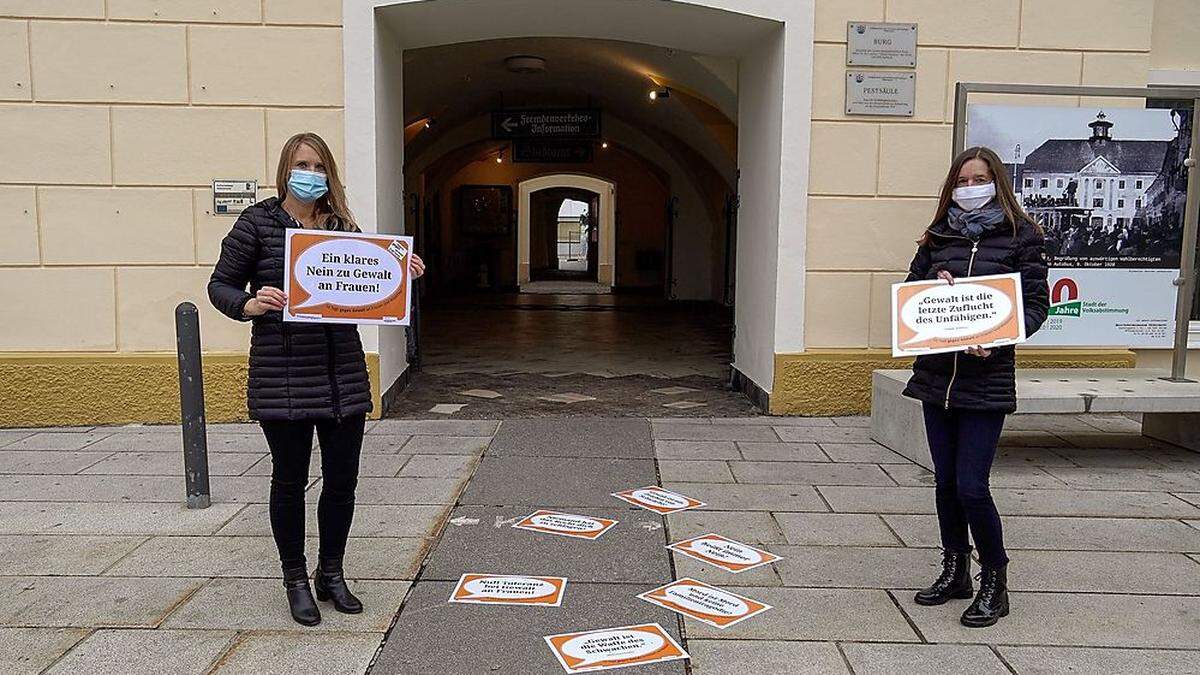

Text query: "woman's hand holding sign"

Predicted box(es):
[909, 268, 999, 358]
[410, 253, 426, 279]
[244, 287, 288, 317]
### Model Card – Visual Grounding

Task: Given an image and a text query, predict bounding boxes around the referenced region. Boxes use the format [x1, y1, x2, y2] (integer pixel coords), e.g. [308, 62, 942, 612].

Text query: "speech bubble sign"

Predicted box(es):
[662, 583, 749, 618]
[684, 538, 764, 565]
[560, 628, 665, 669]
[900, 281, 1013, 346]
[529, 513, 606, 533]
[630, 488, 689, 510]
[291, 238, 404, 311]
[461, 576, 558, 601]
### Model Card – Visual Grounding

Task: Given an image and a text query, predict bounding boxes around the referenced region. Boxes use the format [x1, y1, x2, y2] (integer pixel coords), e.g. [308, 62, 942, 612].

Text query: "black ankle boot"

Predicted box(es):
[314, 557, 363, 614]
[283, 565, 321, 626]
[914, 550, 973, 606]
[961, 565, 1009, 627]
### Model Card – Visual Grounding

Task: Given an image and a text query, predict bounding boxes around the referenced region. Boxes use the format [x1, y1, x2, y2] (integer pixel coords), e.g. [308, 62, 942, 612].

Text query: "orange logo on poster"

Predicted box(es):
[666, 533, 782, 573]
[448, 573, 567, 607]
[512, 510, 619, 540]
[544, 623, 688, 673]
[638, 578, 772, 629]
[611, 486, 704, 514]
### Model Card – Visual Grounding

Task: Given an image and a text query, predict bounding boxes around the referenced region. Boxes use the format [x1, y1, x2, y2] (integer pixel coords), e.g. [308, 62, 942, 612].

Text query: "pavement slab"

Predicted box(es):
[372, 420, 499, 436]
[398, 435, 492, 455]
[730, 461, 894, 486]
[0, 451, 112, 475]
[0, 430, 36, 448]
[83, 433, 269, 454]
[0, 627, 89, 675]
[773, 545, 940, 589]
[460, 455, 658, 508]
[841, 643, 1009, 675]
[682, 587, 919, 641]
[885, 514, 1200, 552]
[317, 476, 465, 505]
[899, 591, 1200, 648]
[687, 640, 848, 674]
[0, 502, 246, 536]
[1041, 466, 1200, 492]
[665, 510, 786, 544]
[652, 423, 780, 442]
[2, 432, 114, 451]
[213, 632, 382, 675]
[774, 426, 875, 443]
[421, 505, 670, 584]
[820, 486, 1200, 518]
[660, 482, 827, 512]
[654, 440, 741, 460]
[45, 628, 235, 675]
[372, 581, 686, 675]
[1004, 550, 1200, 594]
[658, 459, 735, 483]
[242, 452, 413, 477]
[773, 513, 904, 547]
[489, 418, 653, 458]
[80, 452, 264, 476]
[734, 441, 828, 462]
[216, 504, 449, 538]
[818, 442, 911, 464]
[0, 534, 145, 576]
[396, 454, 477, 478]
[0, 577, 205, 628]
[998, 645, 1200, 674]
[163, 578, 410, 632]
[359, 435, 414, 454]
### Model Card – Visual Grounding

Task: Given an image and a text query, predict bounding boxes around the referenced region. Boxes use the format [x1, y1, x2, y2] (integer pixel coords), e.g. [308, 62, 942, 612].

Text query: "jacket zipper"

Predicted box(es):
[944, 240, 980, 410]
[325, 325, 342, 419]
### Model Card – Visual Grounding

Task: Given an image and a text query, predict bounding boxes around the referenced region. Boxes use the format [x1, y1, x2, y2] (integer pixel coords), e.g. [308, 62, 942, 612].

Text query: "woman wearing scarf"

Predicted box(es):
[902, 146, 1049, 627]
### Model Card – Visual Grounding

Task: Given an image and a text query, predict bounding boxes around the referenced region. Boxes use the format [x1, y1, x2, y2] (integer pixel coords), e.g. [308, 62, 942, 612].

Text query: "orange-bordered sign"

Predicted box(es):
[638, 578, 772, 629]
[447, 573, 567, 607]
[611, 486, 704, 515]
[891, 272, 1026, 357]
[666, 533, 782, 573]
[512, 510, 619, 541]
[284, 229, 414, 325]
[543, 622, 688, 673]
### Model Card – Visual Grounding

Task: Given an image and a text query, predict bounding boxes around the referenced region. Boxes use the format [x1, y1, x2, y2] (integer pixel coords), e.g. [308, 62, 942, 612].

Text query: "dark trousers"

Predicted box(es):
[259, 414, 366, 571]
[922, 403, 1009, 568]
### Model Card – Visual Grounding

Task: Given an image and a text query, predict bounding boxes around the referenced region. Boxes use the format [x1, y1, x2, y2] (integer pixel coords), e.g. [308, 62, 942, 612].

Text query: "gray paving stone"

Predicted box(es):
[666, 510, 785, 544]
[0, 628, 89, 675]
[373, 581, 686, 675]
[0, 429, 36, 448]
[214, 632, 381, 675]
[899, 591, 1200, 648]
[164, 578, 409, 632]
[398, 435, 491, 455]
[884, 514, 1200, 552]
[819, 486, 1200, 518]
[460, 456, 658, 508]
[1048, 447, 1169, 469]
[0, 451, 112, 474]
[842, 643, 1009, 675]
[882, 463, 1070, 489]
[422, 505, 670, 584]
[683, 587, 918, 641]
[992, 446, 1075, 467]
[0, 475, 182, 502]
[998, 430, 1071, 448]
[832, 416, 872, 427]
[730, 462, 894, 486]
[0, 535, 145, 575]
[1179, 493, 1200, 508]
[660, 482, 827, 512]
[0, 502, 246, 535]
[46, 628, 234, 675]
[216, 504, 449, 538]
[714, 416, 836, 426]
[653, 423, 779, 442]
[1059, 432, 1169, 450]
[1009, 550, 1200, 594]
[774, 513, 903, 546]
[80, 452, 263, 476]
[1042, 466, 1200, 491]
[359, 434, 413, 454]
[105, 535, 427, 580]
[372, 419, 498, 436]
[670, 552, 782, 587]
[735, 441, 828, 462]
[1004, 414, 1101, 433]
[242, 452, 411, 477]
[773, 545, 940, 589]
[397, 453, 477, 478]
[1077, 413, 1144, 434]
[489, 418, 653, 458]
[654, 440, 741, 460]
[774, 426, 874, 443]
[0, 577, 204, 627]
[999, 646, 1200, 674]
[658, 460, 735, 483]
[688, 640, 848, 675]
[3, 431, 113, 451]
[316, 476, 464, 505]
[819, 443, 911, 464]
[82, 432, 270, 454]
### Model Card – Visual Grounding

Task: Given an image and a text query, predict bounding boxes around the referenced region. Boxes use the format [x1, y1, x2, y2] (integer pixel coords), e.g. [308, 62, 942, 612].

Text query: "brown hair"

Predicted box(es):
[275, 132, 357, 231]
[919, 145, 1037, 245]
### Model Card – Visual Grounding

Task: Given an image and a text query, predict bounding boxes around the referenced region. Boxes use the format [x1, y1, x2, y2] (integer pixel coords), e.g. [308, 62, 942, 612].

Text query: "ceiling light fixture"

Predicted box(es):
[504, 55, 546, 74]
[496, 150, 504, 163]
[649, 88, 670, 101]
[601, 141, 609, 149]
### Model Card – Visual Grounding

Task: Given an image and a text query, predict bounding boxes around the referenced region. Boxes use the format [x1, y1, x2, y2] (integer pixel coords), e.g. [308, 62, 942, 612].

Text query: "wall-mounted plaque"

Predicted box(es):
[212, 179, 258, 215]
[847, 22, 917, 67]
[846, 71, 915, 117]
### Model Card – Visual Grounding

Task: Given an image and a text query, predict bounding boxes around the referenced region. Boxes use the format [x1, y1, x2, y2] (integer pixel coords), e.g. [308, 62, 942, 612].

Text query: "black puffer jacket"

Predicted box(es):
[208, 198, 372, 421]
[902, 217, 1049, 413]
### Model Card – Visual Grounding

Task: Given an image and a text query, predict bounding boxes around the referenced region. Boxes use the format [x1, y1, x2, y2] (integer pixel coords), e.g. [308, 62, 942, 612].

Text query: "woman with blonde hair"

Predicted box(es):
[209, 132, 425, 626]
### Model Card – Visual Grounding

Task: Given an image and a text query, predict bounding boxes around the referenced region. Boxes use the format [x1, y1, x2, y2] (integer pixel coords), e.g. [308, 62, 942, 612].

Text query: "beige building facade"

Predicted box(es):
[0, 0, 1198, 425]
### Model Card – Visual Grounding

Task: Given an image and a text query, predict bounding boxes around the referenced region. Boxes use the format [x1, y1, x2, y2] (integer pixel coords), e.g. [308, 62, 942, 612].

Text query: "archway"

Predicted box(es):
[518, 174, 616, 288]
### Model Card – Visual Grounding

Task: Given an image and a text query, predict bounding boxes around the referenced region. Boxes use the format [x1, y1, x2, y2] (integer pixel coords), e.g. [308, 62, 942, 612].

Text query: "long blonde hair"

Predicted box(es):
[920, 146, 1038, 245]
[275, 132, 357, 231]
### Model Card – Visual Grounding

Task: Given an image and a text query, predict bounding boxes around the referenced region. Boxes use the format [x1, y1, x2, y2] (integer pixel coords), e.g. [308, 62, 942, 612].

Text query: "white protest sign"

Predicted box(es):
[544, 623, 688, 672]
[892, 272, 1026, 357]
[448, 573, 566, 607]
[284, 229, 413, 325]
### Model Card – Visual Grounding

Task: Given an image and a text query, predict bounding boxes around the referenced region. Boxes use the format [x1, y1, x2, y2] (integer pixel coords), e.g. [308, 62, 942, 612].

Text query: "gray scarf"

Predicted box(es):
[946, 203, 1006, 239]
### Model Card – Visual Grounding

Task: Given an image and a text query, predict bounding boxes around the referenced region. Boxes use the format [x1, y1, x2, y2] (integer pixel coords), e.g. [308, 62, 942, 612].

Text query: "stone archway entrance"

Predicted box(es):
[518, 174, 616, 289]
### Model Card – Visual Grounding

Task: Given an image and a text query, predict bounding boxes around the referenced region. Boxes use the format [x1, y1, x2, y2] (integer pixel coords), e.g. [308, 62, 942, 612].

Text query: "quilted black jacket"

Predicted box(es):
[902, 217, 1049, 413]
[208, 198, 372, 421]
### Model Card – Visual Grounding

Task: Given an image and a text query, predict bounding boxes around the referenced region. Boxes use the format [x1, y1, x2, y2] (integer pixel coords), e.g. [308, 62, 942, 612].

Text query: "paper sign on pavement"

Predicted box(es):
[638, 578, 771, 629]
[666, 534, 782, 573]
[513, 510, 619, 540]
[611, 486, 704, 515]
[544, 622, 688, 673]
[448, 573, 567, 607]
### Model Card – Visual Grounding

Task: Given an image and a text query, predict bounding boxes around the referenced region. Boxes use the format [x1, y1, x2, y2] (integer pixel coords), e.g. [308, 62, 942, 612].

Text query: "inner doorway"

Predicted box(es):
[530, 189, 598, 282]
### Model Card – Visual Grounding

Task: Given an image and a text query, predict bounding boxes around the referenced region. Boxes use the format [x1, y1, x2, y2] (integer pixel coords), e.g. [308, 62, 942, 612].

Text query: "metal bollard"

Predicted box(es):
[175, 302, 211, 509]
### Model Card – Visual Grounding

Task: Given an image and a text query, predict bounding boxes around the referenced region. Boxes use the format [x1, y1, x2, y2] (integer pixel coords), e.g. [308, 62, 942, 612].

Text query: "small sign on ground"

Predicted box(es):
[543, 622, 688, 672]
[637, 578, 772, 629]
[612, 486, 705, 514]
[448, 573, 567, 607]
[513, 509, 619, 540]
[666, 533, 782, 573]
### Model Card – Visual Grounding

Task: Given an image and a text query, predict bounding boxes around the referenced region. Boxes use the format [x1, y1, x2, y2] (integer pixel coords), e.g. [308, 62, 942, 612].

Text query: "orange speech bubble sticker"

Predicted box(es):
[611, 486, 705, 515]
[666, 533, 782, 573]
[512, 510, 619, 541]
[448, 573, 567, 607]
[544, 623, 688, 672]
[638, 578, 772, 628]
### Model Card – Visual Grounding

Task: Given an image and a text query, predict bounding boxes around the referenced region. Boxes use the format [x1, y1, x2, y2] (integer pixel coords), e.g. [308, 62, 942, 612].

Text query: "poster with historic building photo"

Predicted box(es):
[966, 104, 1192, 347]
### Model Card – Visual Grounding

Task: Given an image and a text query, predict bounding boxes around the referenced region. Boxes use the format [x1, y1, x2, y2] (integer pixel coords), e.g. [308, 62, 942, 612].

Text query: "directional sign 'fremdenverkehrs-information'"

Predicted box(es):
[491, 109, 601, 139]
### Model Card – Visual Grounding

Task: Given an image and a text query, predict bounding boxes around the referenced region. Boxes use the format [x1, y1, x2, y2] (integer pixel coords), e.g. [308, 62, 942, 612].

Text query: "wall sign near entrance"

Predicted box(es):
[513, 140, 593, 163]
[491, 109, 601, 139]
[846, 71, 915, 117]
[212, 179, 257, 215]
[846, 22, 918, 67]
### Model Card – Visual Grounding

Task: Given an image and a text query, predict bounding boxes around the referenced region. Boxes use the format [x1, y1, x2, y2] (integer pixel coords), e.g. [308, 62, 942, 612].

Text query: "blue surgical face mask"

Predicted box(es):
[288, 169, 328, 203]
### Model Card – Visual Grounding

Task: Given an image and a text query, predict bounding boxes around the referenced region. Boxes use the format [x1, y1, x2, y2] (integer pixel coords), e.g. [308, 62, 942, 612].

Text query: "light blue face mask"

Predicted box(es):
[288, 169, 328, 203]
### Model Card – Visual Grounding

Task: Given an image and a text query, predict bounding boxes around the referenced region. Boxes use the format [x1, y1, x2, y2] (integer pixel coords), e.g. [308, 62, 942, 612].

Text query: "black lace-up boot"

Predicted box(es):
[283, 565, 321, 626]
[914, 550, 974, 606]
[961, 565, 1009, 627]
[314, 556, 363, 614]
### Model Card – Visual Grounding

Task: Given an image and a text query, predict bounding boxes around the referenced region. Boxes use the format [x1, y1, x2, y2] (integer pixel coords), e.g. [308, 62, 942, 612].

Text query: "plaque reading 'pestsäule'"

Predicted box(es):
[846, 71, 915, 117]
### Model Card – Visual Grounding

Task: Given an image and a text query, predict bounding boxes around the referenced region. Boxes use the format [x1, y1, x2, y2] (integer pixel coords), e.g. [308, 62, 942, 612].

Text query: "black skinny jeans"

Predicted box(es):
[259, 414, 366, 572]
[921, 403, 1009, 569]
